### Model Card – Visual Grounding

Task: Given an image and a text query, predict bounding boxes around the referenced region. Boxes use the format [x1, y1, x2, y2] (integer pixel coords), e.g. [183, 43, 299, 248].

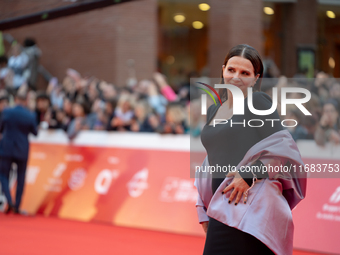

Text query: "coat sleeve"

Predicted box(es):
[239, 159, 269, 187]
[194, 177, 210, 224]
[194, 156, 211, 224]
[259, 154, 306, 209]
[256, 156, 289, 179]
[0, 115, 3, 133]
[0, 109, 7, 133]
[31, 114, 38, 136]
[193, 105, 216, 223]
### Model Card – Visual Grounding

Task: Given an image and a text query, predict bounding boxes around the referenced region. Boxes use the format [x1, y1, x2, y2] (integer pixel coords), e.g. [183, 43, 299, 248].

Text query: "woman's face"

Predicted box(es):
[323, 103, 339, 126]
[63, 99, 72, 114]
[121, 101, 130, 112]
[330, 83, 340, 99]
[72, 103, 85, 117]
[134, 105, 145, 120]
[36, 98, 49, 112]
[222, 56, 259, 98]
[11, 44, 21, 56]
[105, 102, 113, 116]
[56, 110, 65, 121]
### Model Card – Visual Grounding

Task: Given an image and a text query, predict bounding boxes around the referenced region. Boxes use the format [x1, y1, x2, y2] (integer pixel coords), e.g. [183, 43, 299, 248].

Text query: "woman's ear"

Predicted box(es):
[253, 74, 260, 86]
[221, 65, 226, 84]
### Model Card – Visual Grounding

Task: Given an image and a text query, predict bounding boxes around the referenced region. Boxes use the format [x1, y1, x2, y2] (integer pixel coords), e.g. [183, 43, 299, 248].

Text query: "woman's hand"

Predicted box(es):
[153, 72, 168, 89]
[74, 118, 83, 131]
[329, 130, 340, 144]
[319, 114, 331, 127]
[174, 124, 184, 134]
[148, 114, 160, 129]
[222, 171, 250, 205]
[111, 117, 124, 127]
[130, 120, 140, 132]
[201, 222, 209, 234]
[147, 81, 158, 96]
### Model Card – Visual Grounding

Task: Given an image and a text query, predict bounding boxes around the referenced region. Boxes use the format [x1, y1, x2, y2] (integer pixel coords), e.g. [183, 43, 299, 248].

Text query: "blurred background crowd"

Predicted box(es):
[0, 37, 339, 146]
[0, 38, 193, 139]
[0, 0, 340, 147]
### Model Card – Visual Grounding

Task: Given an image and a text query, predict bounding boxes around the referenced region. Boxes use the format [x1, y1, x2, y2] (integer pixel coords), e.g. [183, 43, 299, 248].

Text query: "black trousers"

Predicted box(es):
[0, 156, 28, 210]
[203, 217, 275, 255]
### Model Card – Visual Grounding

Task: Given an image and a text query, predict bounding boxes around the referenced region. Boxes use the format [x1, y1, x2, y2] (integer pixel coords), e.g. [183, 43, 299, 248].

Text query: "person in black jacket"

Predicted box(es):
[0, 93, 38, 214]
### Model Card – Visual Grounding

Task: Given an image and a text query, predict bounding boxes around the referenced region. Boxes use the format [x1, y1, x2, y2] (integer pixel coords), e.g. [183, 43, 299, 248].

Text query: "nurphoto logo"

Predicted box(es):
[197, 82, 312, 128]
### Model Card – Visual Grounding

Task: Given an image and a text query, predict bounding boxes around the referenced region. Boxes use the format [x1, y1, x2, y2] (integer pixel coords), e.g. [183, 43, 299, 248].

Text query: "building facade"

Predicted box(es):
[0, 0, 339, 89]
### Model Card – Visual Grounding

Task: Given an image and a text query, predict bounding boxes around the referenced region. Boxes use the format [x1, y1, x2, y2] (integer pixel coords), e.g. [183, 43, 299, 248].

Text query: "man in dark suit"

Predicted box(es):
[0, 93, 38, 214]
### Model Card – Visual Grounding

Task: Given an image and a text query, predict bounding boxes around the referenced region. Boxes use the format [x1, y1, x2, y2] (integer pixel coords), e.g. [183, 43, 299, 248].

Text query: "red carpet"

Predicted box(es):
[0, 213, 328, 255]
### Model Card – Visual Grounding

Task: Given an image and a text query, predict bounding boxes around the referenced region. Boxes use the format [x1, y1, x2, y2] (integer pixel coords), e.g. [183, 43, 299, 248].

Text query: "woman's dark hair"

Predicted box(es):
[74, 97, 91, 115]
[0, 55, 8, 65]
[323, 99, 340, 128]
[36, 91, 50, 102]
[219, 44, 264, 101]
[24, 38, 36, 47]
[324, 98, 340, 115]
[106, 98, 118, 111]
